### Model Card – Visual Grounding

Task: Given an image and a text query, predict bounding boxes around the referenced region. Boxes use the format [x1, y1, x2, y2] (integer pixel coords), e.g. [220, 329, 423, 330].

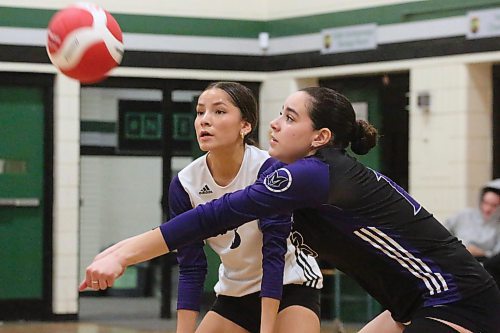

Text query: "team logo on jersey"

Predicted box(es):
[264, 168, 292, 192]
[198, 184, 213, 195]
[290, 231, 318, 258]
[229, 229, 241, 249]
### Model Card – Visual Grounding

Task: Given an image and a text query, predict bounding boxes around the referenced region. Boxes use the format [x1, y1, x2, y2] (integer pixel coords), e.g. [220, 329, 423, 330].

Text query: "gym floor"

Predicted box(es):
[0, 297, 364, 333]
[0, 322, 360, 333]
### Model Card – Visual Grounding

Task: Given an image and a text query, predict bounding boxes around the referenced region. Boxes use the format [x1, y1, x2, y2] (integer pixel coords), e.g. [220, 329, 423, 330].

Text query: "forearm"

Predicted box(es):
[80, 228, 169, 291]
[260, 218, 290, 299]
[260, 297, 280, 333]
[94, 235, 135, 261]
[114, 228, 169, 267]
[176, 309, 199, 333]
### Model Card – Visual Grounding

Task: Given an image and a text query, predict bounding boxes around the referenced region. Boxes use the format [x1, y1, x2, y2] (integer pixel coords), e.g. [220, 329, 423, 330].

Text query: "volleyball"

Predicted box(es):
[46, 2, 124, 83]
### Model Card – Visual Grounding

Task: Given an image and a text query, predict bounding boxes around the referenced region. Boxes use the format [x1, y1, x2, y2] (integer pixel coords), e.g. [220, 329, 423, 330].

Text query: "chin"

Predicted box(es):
[268, 147, 278, 157]
[197, 143, 210, 152]
[268, 149, 288, 163]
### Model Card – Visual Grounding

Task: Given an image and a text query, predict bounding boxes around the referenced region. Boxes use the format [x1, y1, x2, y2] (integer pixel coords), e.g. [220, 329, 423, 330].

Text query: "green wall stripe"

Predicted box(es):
[2, 0, 500, 38]
[0, 6, 265, 38]
[113, 13, 264, 37]
[267, 0, 500, 37]
[0, 7, 55, 29]
[81, 121, 116, 133]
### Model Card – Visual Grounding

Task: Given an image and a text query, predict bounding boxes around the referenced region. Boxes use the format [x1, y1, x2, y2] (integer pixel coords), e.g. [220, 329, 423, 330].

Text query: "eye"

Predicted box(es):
[286, 115, 294, 122]
[215, 109, 226, 115]
[196, 110, 204, 116]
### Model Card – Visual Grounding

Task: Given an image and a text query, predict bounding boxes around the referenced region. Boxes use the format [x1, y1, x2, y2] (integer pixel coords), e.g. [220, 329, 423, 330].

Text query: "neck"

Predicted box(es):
[206, 143, 246, 186]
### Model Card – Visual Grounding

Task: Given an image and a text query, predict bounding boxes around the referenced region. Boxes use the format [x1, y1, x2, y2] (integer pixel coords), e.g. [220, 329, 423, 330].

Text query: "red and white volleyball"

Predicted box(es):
[46, 2, 124, 83]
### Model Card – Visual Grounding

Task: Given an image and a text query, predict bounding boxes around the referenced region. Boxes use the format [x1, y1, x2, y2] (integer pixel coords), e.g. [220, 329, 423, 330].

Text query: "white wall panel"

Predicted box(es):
[79, 156, 162, 282]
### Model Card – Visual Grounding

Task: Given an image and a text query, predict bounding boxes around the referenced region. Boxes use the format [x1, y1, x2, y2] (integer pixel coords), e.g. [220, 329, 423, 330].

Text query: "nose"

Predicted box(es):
[270, 116, 279, 131]
[199, 112, 211, 127]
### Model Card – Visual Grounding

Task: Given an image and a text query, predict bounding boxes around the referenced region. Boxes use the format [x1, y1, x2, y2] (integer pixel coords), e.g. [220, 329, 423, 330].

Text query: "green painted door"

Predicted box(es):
[340, 87, 382, 170]
[320, 78, 382, 170]
[0, 87, 45, 301]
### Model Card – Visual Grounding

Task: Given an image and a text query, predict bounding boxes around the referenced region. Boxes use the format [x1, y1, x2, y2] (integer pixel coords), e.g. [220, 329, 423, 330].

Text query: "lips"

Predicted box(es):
[199, 130, 213, 138]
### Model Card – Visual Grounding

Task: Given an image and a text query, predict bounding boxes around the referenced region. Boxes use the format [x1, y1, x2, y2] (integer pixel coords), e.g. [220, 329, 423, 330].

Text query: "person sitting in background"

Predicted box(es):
[445, 179, 500, 284]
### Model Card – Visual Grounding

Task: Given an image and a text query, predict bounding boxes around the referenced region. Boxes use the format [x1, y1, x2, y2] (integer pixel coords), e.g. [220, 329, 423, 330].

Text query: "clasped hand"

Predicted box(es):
[79, 253, 125, 291]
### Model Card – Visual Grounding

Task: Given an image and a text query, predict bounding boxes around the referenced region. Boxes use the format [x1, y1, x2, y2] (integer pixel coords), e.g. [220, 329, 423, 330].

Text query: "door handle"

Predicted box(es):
[0, 198, 40, 207]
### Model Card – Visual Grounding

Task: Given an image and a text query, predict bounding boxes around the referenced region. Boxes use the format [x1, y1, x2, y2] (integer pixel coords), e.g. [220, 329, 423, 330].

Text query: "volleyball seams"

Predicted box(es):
[48, 4, 123, 70]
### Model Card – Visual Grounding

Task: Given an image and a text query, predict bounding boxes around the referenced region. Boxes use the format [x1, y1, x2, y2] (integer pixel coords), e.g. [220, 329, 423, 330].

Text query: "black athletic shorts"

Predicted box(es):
[211, 284, 321, 333]
[403, 285, 500, 333]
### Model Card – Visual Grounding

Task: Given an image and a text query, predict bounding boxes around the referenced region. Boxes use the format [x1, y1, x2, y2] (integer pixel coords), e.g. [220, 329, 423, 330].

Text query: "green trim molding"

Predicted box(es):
[2, 0, 500, 38]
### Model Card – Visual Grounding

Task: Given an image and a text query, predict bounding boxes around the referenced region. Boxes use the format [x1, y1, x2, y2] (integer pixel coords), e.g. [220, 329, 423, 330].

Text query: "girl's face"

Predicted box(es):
[269, 91, 319, 163]
[195, 88, 250, 152]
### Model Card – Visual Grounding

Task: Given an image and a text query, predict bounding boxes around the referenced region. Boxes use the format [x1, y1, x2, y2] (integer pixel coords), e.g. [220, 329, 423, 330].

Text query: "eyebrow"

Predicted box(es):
[283, 106, 300, 117]
[197, 101, 228, 107]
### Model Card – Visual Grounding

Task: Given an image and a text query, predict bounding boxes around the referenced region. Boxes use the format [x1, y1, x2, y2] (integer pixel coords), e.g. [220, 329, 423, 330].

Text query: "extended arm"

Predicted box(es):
[80, 159, 329, 291]
[259, 216, 292, 333]
[79, 228, 168, 291]
[160, 159, 330, 251]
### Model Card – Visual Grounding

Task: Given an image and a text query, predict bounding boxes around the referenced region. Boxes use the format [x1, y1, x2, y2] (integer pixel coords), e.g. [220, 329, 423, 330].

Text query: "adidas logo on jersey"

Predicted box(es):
[198, 185, 213, 195]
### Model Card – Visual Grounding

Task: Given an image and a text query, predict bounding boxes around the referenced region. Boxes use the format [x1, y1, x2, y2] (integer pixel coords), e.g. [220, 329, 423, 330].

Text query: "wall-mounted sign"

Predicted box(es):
[321, 23, 377, 54]
[173, 113, 193, 141]
[118, 100, 163, 153]
[124, 112, 162, 140]
[467, 8, 500, 39]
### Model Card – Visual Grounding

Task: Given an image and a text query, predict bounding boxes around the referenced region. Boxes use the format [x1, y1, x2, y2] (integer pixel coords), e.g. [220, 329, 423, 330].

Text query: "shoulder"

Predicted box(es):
[262, 156, 329, 194]
[446, 208, 482, 226]
[178, 154, 207, 179]
[454, 208, 482, 220]
[245, 145, 270, 165]
[247, 145, 269, 158]
[286, 156, 329, 175]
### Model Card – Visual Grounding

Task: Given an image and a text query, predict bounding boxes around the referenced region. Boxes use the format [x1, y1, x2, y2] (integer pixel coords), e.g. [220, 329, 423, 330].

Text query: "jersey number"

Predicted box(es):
[371, 169, 422, 215]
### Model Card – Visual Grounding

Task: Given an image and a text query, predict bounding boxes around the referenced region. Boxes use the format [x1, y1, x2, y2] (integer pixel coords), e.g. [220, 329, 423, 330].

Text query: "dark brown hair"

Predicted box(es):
[300, 87, 378, 155]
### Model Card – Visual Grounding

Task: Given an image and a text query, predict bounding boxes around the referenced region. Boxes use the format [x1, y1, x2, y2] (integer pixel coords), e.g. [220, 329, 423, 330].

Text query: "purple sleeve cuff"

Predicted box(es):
[168, 176, 207, 311]
[259, 218, 292, 299]
[176, 243, 207, 311]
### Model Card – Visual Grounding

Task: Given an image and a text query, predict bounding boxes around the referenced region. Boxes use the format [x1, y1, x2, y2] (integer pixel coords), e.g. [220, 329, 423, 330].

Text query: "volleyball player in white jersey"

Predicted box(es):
[170, 82, 322, 333]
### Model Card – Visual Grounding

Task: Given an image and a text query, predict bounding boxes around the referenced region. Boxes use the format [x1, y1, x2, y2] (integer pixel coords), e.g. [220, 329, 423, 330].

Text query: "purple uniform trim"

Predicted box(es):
[168, 176, 207, 311]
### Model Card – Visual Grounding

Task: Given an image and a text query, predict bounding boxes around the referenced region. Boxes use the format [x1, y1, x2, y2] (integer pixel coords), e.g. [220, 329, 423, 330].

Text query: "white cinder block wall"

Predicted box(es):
[52, 73, 80, 314]
[80, 156, 162, 285]
[409, 62, 492, 221]
[79, 88, 163, 292]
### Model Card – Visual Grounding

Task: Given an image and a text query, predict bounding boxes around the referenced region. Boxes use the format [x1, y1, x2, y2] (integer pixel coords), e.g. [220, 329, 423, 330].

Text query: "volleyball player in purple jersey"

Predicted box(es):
[83, 82, 322, 333]
[169, 82, 321, 333]
[81, 87, 500, 333]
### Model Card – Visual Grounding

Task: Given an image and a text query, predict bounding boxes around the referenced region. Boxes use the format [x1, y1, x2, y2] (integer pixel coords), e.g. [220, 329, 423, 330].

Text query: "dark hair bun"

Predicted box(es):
[350, 119, 378, 155]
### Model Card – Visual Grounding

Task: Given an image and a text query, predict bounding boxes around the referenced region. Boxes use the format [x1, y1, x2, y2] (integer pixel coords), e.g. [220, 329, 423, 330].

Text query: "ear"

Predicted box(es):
[241, 120, 252, 135]
[311, 128, 332, 148]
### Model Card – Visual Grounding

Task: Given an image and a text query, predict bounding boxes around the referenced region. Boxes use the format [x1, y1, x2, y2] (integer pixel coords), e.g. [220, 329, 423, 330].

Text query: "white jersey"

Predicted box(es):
[177, 145, 322, 297]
